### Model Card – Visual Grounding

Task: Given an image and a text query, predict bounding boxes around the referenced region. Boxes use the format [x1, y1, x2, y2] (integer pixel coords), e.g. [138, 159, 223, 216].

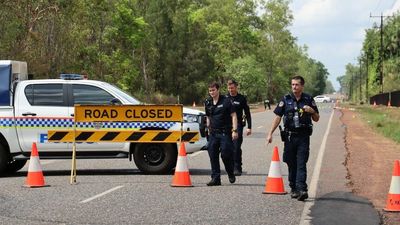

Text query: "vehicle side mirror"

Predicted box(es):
[110, 98, 122, 105]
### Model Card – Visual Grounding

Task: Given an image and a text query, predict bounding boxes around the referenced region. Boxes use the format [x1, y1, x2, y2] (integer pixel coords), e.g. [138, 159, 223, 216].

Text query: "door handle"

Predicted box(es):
[22, 112, 37, 116]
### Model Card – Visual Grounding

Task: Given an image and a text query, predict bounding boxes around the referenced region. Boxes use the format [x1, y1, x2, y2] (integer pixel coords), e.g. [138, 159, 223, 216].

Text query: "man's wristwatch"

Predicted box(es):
[232, 129, 238, 133]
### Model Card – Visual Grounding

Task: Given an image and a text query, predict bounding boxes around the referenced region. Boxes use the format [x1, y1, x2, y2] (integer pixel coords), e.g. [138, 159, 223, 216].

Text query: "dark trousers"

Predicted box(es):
[233, 125, 243, 171]
[207, 132, 235, 180]
[283, 134, 310, 192]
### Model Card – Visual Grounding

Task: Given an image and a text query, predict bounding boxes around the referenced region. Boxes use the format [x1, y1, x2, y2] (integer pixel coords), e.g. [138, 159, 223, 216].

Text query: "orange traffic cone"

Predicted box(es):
[263, 146, 287, 194]
[171, 142, 193, 187]
[384, 160, 400, 212]
[24, 142, 49, 188]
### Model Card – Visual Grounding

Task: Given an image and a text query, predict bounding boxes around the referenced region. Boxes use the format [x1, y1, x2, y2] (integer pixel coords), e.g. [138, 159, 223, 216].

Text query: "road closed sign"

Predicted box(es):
[74, 105, 183, 122]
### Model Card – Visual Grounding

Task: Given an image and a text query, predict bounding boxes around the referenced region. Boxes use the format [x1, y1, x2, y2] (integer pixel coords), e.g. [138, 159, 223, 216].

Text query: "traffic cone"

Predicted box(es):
[171, 142, 193, 187]
[384, 160, 400, 212]
[263, 146, 287, 194]
[24, 142, 49, 188]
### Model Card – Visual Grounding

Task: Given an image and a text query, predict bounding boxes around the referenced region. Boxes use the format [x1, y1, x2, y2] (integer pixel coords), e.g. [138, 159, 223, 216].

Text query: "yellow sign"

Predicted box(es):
[74, 105, 183, 122]
[48, 130, 199, 143]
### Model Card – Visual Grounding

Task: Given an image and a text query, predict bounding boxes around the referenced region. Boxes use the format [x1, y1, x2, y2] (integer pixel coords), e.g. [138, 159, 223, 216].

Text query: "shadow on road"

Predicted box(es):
[309, 191, 380, 225]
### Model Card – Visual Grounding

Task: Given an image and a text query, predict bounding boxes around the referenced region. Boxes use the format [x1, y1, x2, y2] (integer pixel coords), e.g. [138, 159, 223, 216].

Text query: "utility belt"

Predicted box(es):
[279, 125, 313, 142]
[210, 127, 231, 134]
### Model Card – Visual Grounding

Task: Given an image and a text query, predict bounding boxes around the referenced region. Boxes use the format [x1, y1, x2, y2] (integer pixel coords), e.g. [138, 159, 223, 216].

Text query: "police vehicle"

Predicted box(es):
[0, 60, 207, 175]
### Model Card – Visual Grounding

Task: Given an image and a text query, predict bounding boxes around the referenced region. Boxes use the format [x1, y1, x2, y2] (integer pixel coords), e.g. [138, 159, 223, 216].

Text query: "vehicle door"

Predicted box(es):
[67, 84, 125, 151]
[15, 82, 70, 152]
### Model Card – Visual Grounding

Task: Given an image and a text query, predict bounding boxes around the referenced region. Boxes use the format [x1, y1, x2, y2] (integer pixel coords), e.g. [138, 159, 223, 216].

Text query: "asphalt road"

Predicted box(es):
[0, 103, 380, 225]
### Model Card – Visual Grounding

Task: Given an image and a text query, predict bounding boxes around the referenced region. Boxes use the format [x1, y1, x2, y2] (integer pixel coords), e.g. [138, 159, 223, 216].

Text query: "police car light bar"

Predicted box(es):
[60, 74, 86, 80]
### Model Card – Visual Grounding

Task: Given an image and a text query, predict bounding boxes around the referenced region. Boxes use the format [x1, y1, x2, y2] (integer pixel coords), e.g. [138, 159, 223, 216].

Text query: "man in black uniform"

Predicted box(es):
[205, 81, 238, 186]
[227, 80, 252, 176]
[266, 75, 319, 201]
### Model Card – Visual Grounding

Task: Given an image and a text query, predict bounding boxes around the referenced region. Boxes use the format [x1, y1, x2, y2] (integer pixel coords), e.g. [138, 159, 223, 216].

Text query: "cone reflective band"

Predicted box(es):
[171, 143, 193, 187]
[74, 105, 183, 122]
[263, 146, 287, 194]
[384, 160, 400, 212]
[24, 142, 49, 188]
[48, 130, 199, 143]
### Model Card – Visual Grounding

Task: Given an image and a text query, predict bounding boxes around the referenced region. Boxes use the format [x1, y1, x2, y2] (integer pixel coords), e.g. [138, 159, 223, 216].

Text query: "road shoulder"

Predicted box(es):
[341, 107, 400, 225]
[308, 109, 380, 225]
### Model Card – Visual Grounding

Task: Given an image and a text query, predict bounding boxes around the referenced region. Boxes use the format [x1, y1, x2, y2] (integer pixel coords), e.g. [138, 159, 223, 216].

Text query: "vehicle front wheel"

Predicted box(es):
[133, 143, 177, 174]
[6, 160, 27, 173]
[0, 144, 9, 175]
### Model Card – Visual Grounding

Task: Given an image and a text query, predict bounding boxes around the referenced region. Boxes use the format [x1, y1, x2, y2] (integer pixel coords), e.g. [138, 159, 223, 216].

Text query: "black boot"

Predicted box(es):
[228, 173, 236, 184]
[207, 178, 221, 186]
[290, 190, 300, 199]
[297, 191, 309, 201]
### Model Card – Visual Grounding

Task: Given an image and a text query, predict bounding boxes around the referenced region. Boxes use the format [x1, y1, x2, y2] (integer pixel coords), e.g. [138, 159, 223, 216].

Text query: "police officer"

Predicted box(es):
[227, 79, 252, 176]
[266, 75, 319, 201]
[264, 99, 271, 110]
[205, 81, 238, 186]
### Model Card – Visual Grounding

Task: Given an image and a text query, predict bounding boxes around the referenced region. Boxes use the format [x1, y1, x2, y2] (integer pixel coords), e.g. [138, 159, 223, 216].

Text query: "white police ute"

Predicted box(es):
[0, 60, 207, 175]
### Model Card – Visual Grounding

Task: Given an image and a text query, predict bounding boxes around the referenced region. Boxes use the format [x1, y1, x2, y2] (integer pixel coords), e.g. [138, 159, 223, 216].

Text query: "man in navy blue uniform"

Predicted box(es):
[266, 75, 319, 201]
[205, 81, 238, 186]
[227, 80, 252, 176]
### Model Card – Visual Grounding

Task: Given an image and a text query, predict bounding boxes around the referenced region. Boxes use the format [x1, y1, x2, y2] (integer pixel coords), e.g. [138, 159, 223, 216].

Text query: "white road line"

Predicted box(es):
[40, 160, 60, 165]
[299, 110, 335, 225]
[80, 185, 124, 204]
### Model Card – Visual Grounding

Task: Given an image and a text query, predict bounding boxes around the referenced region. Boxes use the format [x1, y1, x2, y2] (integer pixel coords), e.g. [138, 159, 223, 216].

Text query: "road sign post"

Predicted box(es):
[48, 105, 198, 184]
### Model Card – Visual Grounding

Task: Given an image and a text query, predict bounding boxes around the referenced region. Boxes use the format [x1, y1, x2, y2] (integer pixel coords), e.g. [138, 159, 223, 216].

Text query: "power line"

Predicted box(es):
[369, 12, 394, 93]
[373, 0, 383, 12]
[390, 0, 398, 10]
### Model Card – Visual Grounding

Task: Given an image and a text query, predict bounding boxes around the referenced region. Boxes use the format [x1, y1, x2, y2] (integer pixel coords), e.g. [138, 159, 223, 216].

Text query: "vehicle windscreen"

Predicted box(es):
[102, 83, 141, 104]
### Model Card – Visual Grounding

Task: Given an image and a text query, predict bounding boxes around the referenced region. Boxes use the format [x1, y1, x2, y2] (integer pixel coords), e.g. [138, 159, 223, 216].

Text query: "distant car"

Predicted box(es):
[314, 95, 331, 103]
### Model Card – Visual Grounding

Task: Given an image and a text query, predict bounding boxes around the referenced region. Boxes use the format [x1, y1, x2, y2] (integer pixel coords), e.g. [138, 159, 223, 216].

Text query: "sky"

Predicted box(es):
[288, 0, 400, 91]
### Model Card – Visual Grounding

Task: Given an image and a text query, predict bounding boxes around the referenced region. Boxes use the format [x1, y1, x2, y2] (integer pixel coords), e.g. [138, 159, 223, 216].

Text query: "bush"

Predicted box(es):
[149, 92, 178, 104]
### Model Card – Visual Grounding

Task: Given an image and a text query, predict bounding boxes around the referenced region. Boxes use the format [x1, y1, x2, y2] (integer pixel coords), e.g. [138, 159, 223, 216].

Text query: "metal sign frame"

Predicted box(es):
[57, 104, 191, 184]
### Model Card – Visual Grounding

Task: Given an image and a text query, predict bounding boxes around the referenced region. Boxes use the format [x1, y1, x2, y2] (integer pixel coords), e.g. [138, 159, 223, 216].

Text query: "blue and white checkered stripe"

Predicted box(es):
[75, 121, 176, 129]
[15, 118, 73, 128]
[0, 118, 14, 127]
[0, 117, 176, 129]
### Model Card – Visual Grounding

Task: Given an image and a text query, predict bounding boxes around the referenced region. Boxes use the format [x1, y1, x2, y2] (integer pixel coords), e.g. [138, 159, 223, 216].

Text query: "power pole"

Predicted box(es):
[349, 73, 353, 101]
[365, 53, 369, 101]
[359, 57, 362, 102]
[370, 13, 392, 93]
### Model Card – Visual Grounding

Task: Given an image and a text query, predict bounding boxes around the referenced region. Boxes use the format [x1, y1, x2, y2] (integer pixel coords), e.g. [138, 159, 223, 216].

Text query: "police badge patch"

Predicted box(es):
[279, 101, 284, 107]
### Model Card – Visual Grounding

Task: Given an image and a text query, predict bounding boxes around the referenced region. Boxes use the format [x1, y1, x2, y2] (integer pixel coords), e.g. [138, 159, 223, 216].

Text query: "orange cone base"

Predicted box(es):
[384, 194, 400, 212]
[171, 171, 193, 187]
[262, 177, 287, 194]
[23, 171, 49, 188]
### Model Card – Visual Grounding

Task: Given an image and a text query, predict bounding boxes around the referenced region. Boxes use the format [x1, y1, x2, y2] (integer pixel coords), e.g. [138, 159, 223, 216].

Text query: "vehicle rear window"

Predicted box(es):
[72, 84, 114, 105]
[24, 84, 64, 106]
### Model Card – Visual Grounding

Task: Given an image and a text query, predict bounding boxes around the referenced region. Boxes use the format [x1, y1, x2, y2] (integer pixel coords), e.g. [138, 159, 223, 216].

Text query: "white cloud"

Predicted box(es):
[288, 0, 398, 90]
[386, 0, 400, 15]
[292, 0, 377, 28]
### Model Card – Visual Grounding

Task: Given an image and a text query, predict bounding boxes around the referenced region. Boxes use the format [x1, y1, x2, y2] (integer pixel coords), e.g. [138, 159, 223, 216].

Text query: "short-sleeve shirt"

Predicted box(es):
[227, 93, 252, 129]
[205, 95, 235, 130]
[273, 93, 319, 130]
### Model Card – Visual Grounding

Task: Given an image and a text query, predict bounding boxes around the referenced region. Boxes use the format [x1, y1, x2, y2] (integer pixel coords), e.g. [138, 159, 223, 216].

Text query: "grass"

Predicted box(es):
[350, 105, 400, 144]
